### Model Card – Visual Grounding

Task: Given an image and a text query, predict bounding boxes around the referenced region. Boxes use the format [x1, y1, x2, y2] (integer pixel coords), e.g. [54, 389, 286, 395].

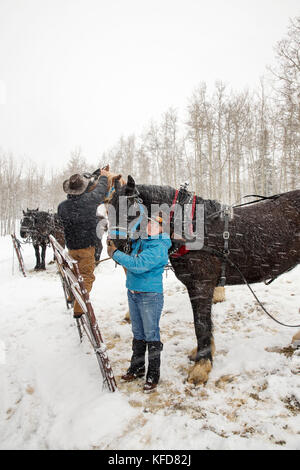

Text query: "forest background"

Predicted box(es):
[1, 17, 299, 235]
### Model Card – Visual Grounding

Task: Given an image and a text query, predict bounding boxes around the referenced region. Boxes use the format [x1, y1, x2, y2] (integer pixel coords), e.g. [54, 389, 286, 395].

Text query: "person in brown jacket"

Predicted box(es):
[58, 168, 109, 318]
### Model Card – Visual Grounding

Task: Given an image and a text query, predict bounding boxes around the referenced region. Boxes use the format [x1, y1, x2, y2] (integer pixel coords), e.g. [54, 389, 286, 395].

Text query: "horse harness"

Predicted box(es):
[21, 212, 62, 246]
[110, 183, 281, 288]
[108, 191, 145, 254]
[169, 190, 300, 328]
[108, 187, 299, 328]
[168, 183, 197, 258]
[170, 190, 284, 287]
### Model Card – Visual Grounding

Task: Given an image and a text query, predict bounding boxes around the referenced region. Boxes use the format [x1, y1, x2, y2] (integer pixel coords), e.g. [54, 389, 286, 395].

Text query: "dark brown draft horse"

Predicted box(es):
[108, 176, 300, 385]
[20, 209, 65, 270]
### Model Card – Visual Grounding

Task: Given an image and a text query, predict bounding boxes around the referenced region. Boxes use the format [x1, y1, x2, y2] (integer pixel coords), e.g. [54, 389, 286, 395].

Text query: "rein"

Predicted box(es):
[201, 245, 300, 329]
[206, 193, 281, 221]
[105, 186, 115, 201]
[108, 193, 145, 252]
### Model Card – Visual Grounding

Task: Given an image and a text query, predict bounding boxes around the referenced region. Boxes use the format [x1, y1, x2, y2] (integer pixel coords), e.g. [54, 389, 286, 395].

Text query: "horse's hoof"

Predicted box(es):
[188, 347, 198, 362]
[189, 340, 216, 362]
[212, 286, 225, 303]
[187, 359, 212, 385]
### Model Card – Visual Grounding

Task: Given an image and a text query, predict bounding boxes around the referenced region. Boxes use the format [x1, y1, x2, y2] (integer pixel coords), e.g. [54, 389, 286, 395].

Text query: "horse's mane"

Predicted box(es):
[200, 197, 222, 218]
[136, 184, 175, 205]
[136, 184, 222, 218]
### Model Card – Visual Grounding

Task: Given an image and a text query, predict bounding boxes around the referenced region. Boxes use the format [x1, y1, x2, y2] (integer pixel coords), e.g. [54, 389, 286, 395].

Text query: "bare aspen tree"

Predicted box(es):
[1, 18, 299, 236]
[186, 83, 207, 195]
[253, 79, 275, 196]
[270, 17, 300, 191]
[65, 147, 89, 176]
[124, 135, 135, 177]
[0, 154, 22, 235]
[136, 143, 151, 184]
[160, 108, 181, 187]
[143, 122, 162, 185]
[214, 81, 227, 200]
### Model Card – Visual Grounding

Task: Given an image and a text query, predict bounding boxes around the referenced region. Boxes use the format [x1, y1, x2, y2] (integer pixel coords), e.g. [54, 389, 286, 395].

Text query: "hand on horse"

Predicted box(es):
[92, 167, 109, 178]
[100, 169, 110, 177]
[107, 239, 117, 258]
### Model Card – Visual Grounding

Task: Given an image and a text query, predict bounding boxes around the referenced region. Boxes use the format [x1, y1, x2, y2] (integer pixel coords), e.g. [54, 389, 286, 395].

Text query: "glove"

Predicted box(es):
[107, 239, 118, 258]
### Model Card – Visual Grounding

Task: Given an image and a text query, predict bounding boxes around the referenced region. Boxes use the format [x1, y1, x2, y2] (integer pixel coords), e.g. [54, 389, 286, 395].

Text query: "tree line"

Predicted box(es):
[0, 17, 299, 236]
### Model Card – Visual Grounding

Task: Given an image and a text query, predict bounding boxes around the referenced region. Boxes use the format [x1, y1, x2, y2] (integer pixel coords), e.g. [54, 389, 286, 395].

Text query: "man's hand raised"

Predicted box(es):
[100, 169, 110, 177]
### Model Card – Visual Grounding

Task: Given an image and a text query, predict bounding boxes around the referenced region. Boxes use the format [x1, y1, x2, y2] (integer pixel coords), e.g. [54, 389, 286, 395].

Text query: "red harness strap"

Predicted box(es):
[169, 189, 179, 222]
[189, 193, 197, 235]
[171, 244, 190, 258]
[170, 193, 197, 259]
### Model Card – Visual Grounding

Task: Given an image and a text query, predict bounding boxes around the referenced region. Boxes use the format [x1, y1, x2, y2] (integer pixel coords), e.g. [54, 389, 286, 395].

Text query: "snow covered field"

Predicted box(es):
[0, 234, 299, 450]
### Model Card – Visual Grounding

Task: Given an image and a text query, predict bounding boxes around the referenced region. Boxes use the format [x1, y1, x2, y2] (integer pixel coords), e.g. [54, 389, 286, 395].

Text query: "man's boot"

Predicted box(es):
[143, 341, 163, 392]
[121, 339, 146, 382]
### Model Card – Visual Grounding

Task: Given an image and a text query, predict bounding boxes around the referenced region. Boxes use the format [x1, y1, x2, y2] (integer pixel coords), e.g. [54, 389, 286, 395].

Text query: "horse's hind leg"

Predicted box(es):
[40, 243, 46, 270]
[186, 280, 215, 385]
[34, 244, 41, 270]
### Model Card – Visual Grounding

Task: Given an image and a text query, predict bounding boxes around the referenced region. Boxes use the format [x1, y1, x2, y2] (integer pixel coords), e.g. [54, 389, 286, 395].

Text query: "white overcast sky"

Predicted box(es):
[0, 0, 299, 168]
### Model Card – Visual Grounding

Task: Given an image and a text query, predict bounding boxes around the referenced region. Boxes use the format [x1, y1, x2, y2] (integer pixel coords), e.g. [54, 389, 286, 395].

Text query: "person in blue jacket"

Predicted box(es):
[107, 213, 172, 392]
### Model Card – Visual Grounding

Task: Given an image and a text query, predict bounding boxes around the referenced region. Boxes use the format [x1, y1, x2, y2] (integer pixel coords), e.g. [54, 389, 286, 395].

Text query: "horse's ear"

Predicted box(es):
[23, 210, 25, 215]
[125, 175, 135, 195]
[36, 208, 39, 211]
[27, 208, 29, 212]
[112, 174, 122, 192]
[112, 174, 122, 184]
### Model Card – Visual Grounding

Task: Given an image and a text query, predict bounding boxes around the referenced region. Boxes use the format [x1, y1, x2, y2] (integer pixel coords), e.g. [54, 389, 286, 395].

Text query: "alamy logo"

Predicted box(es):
[106, 197, 205, 250]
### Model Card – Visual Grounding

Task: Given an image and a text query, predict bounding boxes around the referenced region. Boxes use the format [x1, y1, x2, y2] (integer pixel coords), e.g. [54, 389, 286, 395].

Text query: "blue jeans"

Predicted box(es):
[127, 290, 164, 342]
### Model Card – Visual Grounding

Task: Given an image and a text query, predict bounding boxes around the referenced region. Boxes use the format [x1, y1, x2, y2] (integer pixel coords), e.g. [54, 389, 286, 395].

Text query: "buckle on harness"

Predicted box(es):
[223, 231, 230, 240]
[180, 181, 190, 192]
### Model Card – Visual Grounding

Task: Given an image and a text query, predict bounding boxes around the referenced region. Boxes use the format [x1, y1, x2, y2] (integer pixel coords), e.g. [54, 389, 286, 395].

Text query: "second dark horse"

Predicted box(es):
[20, 209, 65, 270]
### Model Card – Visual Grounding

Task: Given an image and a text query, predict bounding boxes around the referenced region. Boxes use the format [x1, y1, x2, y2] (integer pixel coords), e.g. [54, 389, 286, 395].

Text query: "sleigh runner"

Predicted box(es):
[49, 235, 117, 393]
[11, 233, 27, 277]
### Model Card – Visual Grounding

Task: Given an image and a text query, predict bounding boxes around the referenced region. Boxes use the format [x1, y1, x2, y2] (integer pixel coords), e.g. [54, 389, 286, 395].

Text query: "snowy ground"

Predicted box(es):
[0, 233, 299, 450]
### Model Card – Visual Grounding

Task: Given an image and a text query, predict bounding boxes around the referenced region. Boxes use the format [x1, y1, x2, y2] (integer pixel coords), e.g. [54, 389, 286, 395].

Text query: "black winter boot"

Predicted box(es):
[121, 339, 146, 382]
[144, 341, 163, 392]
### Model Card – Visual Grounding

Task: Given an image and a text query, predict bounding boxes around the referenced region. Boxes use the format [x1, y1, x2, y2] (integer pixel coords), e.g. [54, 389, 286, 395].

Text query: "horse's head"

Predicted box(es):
[20, 208, 38, 239]
[105, 170, 126, 203]
[87, 165, 126, 203]
[34, 211, 53, 236]
[107, 175, 146, 252]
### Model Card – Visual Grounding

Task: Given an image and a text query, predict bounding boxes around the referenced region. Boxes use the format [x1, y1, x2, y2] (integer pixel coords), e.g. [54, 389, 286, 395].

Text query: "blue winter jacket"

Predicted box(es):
[112, 234, 172, 293]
